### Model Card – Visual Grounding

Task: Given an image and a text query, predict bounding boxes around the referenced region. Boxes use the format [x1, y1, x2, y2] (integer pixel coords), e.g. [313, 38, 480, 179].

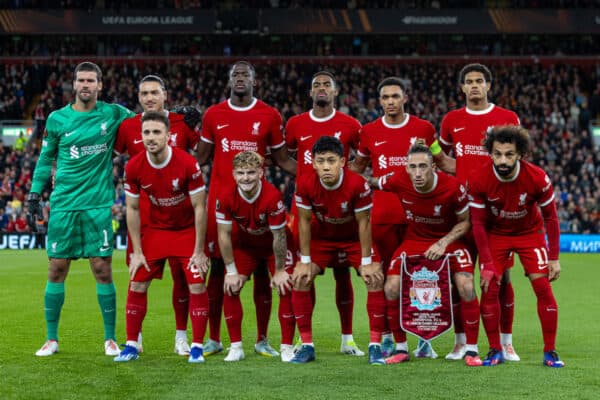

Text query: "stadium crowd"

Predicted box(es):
[1, 61, 599, 236]
[2, 34, 598, 58]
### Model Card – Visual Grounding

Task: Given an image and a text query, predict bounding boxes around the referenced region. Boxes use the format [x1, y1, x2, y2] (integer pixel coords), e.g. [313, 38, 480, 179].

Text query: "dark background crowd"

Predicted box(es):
[1, 60, 599, 236]
[1, 0, 599, 237]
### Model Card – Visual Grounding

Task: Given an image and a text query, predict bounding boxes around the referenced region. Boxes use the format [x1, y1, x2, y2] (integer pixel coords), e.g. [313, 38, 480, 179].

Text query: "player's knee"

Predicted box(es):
[189, 283, 206, 294]
[384, 285, 399, 301]
[130, 281, 149, 293]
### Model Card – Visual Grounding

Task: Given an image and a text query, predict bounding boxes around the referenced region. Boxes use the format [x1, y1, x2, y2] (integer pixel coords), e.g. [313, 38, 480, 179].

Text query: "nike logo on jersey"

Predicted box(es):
[453, 127, 465, 133]
[300, 135, 312, 141]
[134, 139, 143, 144]
[65, 130, 76, 137]
[374, 141, 387, 146]
[401, 199, 413, 204]
[141, 184, 152, 189]
[217, 124, 229, 130]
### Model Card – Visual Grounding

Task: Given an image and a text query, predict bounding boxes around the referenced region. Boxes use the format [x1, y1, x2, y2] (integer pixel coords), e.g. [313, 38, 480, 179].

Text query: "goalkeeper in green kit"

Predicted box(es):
[28, 62, 134, 356]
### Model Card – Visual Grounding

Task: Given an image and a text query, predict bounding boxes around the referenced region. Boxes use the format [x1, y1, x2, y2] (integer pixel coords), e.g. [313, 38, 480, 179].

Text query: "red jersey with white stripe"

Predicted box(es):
[357, 114, 436, 225]
[379, 170, 468, 241]
[124, 147, 206, 231]
[468, 159, 554, 236]
[295, 168, 372, 242]
[215, 180, 287, 249]
[115, 111, 200, 156]
[201, 98, 285, 190]
[285, 110, 360, 178]
[439, 104, 519, 183]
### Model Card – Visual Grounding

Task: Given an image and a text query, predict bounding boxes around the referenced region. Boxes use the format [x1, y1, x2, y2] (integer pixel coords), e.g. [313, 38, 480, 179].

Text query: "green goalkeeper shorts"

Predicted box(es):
[46, 207, 114, 259]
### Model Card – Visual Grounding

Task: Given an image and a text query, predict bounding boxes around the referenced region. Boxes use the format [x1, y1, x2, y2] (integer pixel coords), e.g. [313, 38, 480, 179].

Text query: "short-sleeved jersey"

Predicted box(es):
[439, 104, 520, 183]
[215, 180, 287, 249]
[468, 159, 554, 236]
[124, 147, 206, 230]
[379, 170, 468, 241]
[115, 111, 199, 156]
[295, 168, 372, 242]
[201, 98, 285, 190]
[357, 115, 436, 225]
[31, 101, 134, 211]
[285, 110, 360, 178]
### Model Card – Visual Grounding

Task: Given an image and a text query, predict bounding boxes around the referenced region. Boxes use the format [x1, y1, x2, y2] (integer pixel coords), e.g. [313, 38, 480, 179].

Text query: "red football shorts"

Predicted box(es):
[388, 239, 474, 275]
[488, 232, 549, 276]
[310, 239, 380, 272]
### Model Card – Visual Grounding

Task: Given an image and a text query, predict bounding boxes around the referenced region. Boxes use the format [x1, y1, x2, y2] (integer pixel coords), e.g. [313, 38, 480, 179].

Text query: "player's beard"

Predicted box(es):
[493, 163, 516, 178]
[315, 98, 330, 108]
[77, 90, 95, 104]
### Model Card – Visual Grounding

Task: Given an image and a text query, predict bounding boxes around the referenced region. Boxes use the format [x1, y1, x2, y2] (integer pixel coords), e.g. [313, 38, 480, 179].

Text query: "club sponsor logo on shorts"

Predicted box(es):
[409, 267, 442, 311]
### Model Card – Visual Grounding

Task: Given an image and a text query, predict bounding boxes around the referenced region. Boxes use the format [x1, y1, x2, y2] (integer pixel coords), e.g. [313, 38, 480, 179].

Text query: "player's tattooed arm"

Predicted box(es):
[272, 227, 287, 271]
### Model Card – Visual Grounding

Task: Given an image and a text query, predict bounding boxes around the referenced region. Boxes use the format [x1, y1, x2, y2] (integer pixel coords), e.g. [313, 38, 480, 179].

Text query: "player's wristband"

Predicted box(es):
[300, 255, 311, 264]
[361, 256, 372, 266]
[429, 140, 442, 156]
[225, 262, 238, 275]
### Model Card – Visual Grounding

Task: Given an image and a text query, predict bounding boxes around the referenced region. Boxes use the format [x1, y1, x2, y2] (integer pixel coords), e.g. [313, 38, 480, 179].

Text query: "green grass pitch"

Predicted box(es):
[1, 250, 599, 399]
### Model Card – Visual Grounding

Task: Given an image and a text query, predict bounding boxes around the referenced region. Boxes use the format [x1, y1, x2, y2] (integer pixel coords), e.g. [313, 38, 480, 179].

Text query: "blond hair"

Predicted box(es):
[232, 151, 264, 169]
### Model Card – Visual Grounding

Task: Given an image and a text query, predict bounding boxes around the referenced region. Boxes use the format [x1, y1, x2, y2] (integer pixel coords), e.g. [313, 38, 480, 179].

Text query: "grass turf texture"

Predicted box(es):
[1, 250, 598, 400]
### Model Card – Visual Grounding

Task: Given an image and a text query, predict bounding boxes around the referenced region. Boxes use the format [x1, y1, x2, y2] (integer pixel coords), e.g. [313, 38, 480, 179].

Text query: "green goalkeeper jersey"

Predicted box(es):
[31, 101, 134, 212]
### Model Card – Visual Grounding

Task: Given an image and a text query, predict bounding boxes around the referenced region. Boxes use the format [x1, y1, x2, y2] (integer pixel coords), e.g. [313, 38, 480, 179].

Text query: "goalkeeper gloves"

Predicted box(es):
[26, 192, 42, 232]
[172, 105, 201, 130]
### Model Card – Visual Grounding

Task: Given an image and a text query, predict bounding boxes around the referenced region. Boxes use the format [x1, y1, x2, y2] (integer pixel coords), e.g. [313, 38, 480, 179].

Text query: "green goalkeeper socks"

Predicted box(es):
[44, 281, 65, 341]
[97, 282, 117, 341]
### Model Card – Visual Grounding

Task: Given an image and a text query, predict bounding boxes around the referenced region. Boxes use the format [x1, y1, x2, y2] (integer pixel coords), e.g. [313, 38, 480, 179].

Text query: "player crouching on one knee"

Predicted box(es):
[370, 144, 483, 366]
[291, 136, 386, 365]
[216, 151, 296, 362]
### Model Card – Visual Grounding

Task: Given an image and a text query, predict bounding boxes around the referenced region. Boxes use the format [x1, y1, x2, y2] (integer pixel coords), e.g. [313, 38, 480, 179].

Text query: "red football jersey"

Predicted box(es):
[124, 147, 206, 231]
[201, 98, 285, 190]
[115, 111, 200, 156]
[357, 114, 436, 225]
[439, 104, 520, 183]
[379, 170, 468, 241]
[468, 159, 554, 236]
[295, 168, 372, 242]
[285, 110, 360, 178]
[215, 179, 287, 249]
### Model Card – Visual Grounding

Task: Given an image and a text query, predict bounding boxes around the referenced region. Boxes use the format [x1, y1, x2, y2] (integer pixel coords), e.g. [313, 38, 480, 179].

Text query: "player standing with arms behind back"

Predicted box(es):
[439, 63, 521, 362]
[469, 125, 564, 368]
[197, 61, 296, 357]
[285, 70, 363, 356]
[28, 62, 134, 357]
